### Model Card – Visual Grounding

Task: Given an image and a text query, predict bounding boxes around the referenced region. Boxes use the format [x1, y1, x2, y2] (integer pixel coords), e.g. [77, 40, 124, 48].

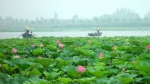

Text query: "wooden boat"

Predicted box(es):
[88, 32, 102, 36]
[22, 33, 33, 38]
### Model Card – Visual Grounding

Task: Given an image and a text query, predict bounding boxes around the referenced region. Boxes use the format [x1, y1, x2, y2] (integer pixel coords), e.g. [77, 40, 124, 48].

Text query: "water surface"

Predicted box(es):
[0, 31, 150, 39]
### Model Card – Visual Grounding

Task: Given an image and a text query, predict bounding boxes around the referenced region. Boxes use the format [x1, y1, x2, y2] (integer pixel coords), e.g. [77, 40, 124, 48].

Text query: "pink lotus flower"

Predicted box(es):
[57, 49, 61, 52]
[38, 56, 42, 59]
[132, 60, 135, 64]
[14, 55, 20, 58]
[88, 40, 91, 44]
[146, 45, 150, 50]
[122, 67, 125, 72]
[77, 66, 86, 73]
[31, 44, 35, 47]
[40, 43, 44, 47]
[59, 43, 64, 48]
[12, 48, 17, 53]
[56, 40, 60, 44]
[98, 52, 103, 59]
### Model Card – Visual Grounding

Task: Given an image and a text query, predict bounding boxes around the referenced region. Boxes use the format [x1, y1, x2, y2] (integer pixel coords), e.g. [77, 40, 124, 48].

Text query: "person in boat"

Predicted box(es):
[26, 26, 29, 34]
[96, 26, 100, 33]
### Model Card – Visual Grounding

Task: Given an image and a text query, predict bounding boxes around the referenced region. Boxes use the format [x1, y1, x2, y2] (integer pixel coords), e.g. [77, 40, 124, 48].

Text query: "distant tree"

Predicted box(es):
[35, 17, 39, 24]
[40, 17, 45, 24]
[5, 17, 14, 23]
[25, 18, 29, 24]
[144, 12, 150, 19]
[143, 17, 149, 21]
[14, 18, 19, 24]
[30, 20, 35, 24]
[19, 19, 25, 24]
[114, 17, 120, 22]
[92, 16, 99, 26]
[54, 12, 58, 20]
[0, 16, 3, 23]
[72, 14, 79, 21]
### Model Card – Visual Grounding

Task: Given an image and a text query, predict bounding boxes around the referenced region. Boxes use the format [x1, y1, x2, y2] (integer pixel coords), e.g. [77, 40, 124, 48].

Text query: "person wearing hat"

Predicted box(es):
[26, 26, 29, 34]
[96, 26, 100, 33]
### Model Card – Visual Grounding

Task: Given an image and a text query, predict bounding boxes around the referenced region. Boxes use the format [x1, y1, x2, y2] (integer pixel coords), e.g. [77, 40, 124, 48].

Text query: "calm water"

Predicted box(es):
[0, 31, 150, 39]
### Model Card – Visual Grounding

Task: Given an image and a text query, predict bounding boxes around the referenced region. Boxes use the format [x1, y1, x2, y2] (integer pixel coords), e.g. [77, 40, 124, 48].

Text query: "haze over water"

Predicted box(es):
[0, 0, 150, 20]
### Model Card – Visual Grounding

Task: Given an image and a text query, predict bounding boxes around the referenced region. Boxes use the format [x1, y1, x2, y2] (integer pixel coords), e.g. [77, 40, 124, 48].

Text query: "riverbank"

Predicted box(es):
[0, 27, 150, 32]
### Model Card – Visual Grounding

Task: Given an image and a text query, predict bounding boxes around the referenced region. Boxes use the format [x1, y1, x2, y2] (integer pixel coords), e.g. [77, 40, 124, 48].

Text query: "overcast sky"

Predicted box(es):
[0, 0, 150, 20]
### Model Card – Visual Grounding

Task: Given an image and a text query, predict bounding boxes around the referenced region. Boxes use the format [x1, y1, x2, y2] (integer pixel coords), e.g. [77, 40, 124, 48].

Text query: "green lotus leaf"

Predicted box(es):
[16, 40, 25, 45]
[139, 71, 148, 76]
[139, 41, 150, 45]
[46, 44, 57, 51]
[117, 46, 127, 51]
[11, 74, 27, 84]
[0, 73, 11, 83]
[0, 43, 7, 48]
[0, 52, 4, 59]
[2, 64, 18, 73]
[23, 78, 51, 84]
[136, 63, 150, 73]
[112, 59, 124, 67]
[126, 46, 144, 55]
[56, 58, 72, 68]
[13, 59, 31, 70]
[27, 69, 42, 77]
[68, 70, 79, 78]
[40, 39, 48, 45]
[43, 71, 50, 79]
[49, 71, 61, 79]
[134, 78, 143, 83]
[95, 77, 110, 84]
[34, 58, 54, 67]
[60, 50, 75, 57]
[120, 78, 134, 84]
[3, 60, 15, 66]
[93, 70, 107, 78]
[107, 68, 119, 76]
[61, 65, 79, 78]
[2, 64, 9, 72]
[62, 41, 73, 45]
[77, 77, 96, 84]
[31, 48, 45, 56]
[88, 67, 107, 77]
[82, 49, 94, 56]
[116, 73, 134, 84]
[101, 45, 112, 51]
[62, 65, 76, 72]
[139, 53, 150, 60]
[75, 47, 95, 56]
[0, 48, 6, 53]
[58, 77, 73, 84]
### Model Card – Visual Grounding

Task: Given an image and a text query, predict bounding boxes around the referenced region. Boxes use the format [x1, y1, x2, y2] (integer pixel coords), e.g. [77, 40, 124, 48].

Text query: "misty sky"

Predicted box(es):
[0, 0, 150, 20]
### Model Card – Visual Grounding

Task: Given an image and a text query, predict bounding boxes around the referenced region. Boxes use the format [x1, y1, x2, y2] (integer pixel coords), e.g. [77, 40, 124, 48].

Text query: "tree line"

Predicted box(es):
[0, 8, 150, 29]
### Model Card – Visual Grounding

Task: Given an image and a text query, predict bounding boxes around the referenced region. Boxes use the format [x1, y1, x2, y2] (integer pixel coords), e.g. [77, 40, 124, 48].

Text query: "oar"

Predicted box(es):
[17, 34, 22, 38]
[32, 33, 38, 37]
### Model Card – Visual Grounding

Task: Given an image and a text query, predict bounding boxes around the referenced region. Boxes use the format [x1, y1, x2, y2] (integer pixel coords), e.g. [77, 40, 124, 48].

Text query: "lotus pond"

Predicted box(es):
[0, 36, 150, 84]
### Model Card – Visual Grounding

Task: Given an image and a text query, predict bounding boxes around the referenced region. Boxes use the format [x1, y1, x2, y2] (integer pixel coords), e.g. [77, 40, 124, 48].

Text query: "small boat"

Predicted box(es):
[88, 32, 102, 36]
[22, 32, 33, 38]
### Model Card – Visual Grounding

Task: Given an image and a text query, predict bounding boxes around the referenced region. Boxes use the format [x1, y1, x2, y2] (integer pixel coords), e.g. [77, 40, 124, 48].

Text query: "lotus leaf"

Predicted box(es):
[27, 69, 42, 77]
[31, 48, 45, 56]
[77, 77, 96, 84]
[34, 58, 54, 67]
[58, 77, 73, 84]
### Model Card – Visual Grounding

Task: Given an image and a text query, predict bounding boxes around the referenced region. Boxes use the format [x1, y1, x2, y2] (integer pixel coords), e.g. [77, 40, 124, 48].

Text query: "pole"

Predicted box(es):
[17, 34, 22, 38]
